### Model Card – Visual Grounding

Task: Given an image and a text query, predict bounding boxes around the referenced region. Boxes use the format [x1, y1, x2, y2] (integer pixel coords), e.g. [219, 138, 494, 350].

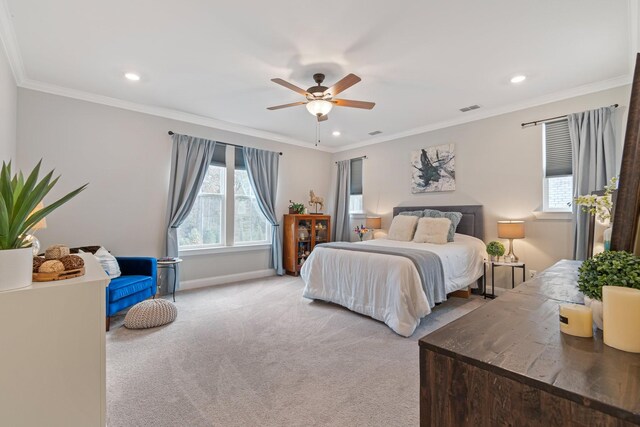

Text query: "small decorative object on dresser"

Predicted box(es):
[0, 161, 87, 292]
[283, 214, 331, 275]
[288, 200, 305, 214]
[578, 250, 640, 330]
[308, 190, 324, 214]
[353, 224, 369, 241]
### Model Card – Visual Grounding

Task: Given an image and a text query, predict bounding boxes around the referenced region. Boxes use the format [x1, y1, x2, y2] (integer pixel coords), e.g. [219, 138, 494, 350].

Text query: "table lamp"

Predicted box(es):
[25, 202, 47, 256]
[365, 217, 382, 230]
[497, 220, 524, 262]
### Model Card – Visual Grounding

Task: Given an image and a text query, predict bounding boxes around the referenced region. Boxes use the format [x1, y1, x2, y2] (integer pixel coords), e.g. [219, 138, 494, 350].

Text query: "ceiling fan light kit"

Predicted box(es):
[268, 72, 375, 124]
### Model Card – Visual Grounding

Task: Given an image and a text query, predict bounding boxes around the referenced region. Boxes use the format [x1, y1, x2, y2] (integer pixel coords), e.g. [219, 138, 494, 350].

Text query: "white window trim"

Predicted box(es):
[179, 243, 271, 257]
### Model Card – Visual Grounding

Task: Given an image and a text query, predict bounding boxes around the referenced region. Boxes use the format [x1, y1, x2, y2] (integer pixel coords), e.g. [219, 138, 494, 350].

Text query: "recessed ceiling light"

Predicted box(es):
[332, 131, 341, 137]
[510, 75, 526, 84]
[124, 72, 141, 81]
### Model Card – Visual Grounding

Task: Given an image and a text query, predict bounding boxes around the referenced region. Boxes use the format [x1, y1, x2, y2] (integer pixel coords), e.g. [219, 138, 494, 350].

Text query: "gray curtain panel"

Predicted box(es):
[568, 106, 617, 260]
[164, 133, 218, 294]
[243, 147, 284, 276]
[333, 160, 351, 242]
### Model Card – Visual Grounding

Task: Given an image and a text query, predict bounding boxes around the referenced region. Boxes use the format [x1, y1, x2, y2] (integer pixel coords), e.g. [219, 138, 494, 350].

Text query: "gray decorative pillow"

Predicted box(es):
[422, 209, 463, 242]
[398, 210, 424, 218]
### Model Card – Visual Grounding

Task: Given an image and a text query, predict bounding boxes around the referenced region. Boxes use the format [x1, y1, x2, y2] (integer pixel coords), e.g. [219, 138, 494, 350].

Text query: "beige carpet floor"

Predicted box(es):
[106, 276, 486, 427]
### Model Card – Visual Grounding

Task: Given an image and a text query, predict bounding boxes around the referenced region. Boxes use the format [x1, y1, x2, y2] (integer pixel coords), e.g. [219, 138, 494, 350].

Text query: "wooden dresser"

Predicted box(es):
[283, 214, 331, 275]
[419, 260, 640, 427]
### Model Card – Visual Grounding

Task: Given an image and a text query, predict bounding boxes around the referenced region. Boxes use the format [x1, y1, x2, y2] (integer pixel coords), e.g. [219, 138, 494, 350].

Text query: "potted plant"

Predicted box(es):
[578, 250, 640, 329]
[574, 176, 617, 250]
[486, 241, 505, 262]
[0, 161, 87, 291]
[288, 200, 305, 214]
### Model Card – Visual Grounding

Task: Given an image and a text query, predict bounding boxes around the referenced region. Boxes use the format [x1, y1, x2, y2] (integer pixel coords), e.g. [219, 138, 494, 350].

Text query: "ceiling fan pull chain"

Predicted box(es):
[316, 121, 320, 146]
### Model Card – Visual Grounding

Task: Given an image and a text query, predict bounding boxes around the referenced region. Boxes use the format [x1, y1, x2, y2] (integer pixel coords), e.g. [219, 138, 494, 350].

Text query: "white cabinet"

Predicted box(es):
[0, 253, 109, 427]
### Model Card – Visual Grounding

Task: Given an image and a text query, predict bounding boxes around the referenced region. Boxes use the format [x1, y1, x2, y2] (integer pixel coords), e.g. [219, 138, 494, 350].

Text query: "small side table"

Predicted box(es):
[157, 258, 182, 302]
[484, 261, 526, 299]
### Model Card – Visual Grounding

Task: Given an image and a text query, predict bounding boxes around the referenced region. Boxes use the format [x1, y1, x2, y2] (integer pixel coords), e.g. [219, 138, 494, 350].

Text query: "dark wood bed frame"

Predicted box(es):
[392, 205, 485, 295]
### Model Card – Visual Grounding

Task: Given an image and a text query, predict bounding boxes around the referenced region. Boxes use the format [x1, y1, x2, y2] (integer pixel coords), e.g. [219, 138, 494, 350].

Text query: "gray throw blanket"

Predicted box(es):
[317, 242, 446, 307]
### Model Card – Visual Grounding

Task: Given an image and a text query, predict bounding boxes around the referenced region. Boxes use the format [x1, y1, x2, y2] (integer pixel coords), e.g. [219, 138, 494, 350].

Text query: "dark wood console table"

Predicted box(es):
[419, 260, 640, 426]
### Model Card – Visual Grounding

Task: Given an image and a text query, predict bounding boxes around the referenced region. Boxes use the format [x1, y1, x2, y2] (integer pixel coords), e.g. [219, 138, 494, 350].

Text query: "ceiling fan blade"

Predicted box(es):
[326, 74, 361, 96]
[318, 114, 328, 122]
[332, 99, 376, 109]
[267, 101, 307, 110]
[271, 78, 310, 96]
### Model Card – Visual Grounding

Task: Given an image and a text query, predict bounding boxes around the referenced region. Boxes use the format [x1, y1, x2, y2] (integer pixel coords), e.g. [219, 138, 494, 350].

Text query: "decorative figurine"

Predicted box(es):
[309, 190, 324, 214]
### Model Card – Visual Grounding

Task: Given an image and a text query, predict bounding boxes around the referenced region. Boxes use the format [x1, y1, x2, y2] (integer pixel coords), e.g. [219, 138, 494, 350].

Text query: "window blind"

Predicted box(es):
[350, 158, 363, 195]
[211, 143, 227, 168]
[544, 119, 572, 177]
[234, 147, 246, 170]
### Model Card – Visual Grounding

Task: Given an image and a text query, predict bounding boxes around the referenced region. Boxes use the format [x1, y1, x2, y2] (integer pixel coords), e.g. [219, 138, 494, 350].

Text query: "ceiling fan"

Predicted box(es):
[267, 73, 375, 122]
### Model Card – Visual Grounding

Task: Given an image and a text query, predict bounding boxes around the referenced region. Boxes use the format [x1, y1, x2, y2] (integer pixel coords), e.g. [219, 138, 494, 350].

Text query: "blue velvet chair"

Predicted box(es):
[106, 257, 157, 330]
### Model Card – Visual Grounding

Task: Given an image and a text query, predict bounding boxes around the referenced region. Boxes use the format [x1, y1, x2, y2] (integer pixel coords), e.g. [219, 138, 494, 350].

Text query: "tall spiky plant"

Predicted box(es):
[0, 160, 88, 250]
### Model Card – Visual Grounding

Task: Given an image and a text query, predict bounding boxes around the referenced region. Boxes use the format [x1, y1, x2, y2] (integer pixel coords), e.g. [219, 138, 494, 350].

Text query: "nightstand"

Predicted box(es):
[484, 260, 526, 299]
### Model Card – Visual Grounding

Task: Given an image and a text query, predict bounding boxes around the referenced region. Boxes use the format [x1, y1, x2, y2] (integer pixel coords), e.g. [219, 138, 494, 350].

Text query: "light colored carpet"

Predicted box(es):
[107, 276, 486, 427]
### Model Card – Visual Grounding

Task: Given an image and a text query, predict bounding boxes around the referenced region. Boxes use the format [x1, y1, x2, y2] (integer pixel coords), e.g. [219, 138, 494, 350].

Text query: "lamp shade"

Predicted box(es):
[366, 217, 382, 229]
[306, 100, 333, 117]
[29, 202, 47, 231]
[497, 220, 524, 239]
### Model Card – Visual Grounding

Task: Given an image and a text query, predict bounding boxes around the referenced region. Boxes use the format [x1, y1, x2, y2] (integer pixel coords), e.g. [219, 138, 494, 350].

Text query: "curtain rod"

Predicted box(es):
[521, 104, 619, 128]
[168, 131, 283, 155]
[335, 155, 368, 164]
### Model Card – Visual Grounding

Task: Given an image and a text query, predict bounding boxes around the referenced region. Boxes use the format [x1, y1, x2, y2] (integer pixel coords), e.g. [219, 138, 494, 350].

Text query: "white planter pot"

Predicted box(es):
[0, 247, 33, 292]
[584, 295, 603, 330]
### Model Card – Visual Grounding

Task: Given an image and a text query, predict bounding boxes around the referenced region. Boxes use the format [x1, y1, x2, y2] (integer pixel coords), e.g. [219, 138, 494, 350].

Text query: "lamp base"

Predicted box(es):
[507, 238, 519, 263]
[24, 234, 41, 256]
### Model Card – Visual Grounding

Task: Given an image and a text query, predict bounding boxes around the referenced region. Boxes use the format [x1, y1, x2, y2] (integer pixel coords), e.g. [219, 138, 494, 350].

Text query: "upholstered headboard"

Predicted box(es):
[392, 205, 484, 241]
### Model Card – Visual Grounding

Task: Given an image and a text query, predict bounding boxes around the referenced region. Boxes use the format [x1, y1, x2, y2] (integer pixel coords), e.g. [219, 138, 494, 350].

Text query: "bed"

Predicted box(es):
[300, 205, 485, 337]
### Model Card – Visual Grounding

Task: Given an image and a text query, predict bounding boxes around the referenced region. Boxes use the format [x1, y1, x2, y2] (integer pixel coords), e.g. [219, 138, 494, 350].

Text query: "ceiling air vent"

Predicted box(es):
[459, 104, 481, 113]
[368, 130, 383, 136]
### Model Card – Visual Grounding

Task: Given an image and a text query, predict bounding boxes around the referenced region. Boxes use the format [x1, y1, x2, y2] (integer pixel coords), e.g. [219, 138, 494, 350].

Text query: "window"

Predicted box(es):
[178, 144, 270, 251]
[349, 158, 364, 214]
[543, 119, 573, 212]
[177, 165, 225, 248]
[234, 148, 269, 244]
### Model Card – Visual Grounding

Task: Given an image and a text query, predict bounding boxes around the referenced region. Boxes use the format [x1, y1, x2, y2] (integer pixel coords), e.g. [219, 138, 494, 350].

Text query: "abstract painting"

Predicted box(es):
[411, 144, 455, 193]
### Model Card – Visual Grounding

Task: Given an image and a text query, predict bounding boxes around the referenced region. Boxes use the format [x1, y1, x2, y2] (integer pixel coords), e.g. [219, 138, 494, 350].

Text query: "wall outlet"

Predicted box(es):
[529, 270, 537, 279]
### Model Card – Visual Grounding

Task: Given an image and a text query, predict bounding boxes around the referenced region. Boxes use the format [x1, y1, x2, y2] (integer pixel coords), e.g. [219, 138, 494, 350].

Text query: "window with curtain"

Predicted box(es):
[177, 142, 226, 248]
[543, 119, 573, 212]
[349, 158, 363, 213]
[234, 147, 269, 244]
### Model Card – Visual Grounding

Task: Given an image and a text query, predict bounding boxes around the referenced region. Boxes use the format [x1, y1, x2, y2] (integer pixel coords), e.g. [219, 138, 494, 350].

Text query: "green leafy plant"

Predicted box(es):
[486, 241, 505, 257]
[0, 161, 87, 250]
[288, 200, 305, 214]
[578, 250, 640, 300]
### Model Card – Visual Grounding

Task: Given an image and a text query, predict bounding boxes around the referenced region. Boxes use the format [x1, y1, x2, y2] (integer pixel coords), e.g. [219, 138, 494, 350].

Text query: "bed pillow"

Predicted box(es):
[388, 215, 419, 241]
[422, 209, 463, 242]
[413, 217, 452, 244]
[398, 210, 424, 218]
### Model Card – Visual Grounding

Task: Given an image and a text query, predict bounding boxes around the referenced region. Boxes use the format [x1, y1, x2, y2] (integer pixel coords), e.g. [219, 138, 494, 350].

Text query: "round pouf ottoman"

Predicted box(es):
[124, 299, 177, 329]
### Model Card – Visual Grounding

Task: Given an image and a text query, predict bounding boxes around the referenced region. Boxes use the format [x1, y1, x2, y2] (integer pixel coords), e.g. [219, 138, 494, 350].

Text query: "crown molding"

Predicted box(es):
[19, 78, 333, 152]
[332, 74, 632, 153]
[0, 0, 25, 84]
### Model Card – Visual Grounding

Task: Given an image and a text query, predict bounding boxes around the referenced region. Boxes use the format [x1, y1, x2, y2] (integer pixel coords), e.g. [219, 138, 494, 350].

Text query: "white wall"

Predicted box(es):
[17, 89, 332, 284]
[0, 39, 17, 163]
[331, 85, 631, 283]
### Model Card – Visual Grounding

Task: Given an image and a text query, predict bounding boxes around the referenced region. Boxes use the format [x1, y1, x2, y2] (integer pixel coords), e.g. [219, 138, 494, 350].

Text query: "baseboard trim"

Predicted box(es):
[180, 269, 276, 291]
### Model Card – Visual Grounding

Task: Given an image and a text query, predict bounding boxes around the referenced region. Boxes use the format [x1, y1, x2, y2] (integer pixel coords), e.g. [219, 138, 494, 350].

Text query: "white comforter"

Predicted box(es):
[300, 234, 486, 337]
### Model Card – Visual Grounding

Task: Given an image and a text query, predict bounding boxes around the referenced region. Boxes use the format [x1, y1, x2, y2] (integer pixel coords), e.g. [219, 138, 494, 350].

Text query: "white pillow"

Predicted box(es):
[388, 215, 419, 241]
[413, 217, 451, 244]
[93, 246, 121, 279]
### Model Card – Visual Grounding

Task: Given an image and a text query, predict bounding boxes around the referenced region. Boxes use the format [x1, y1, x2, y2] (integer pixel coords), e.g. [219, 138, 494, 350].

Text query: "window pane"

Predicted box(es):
[349, 194, 363, 213]
[547, 176, 573, 210]
[234, 170, 268, 243]
[178, 166, 225, 248]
